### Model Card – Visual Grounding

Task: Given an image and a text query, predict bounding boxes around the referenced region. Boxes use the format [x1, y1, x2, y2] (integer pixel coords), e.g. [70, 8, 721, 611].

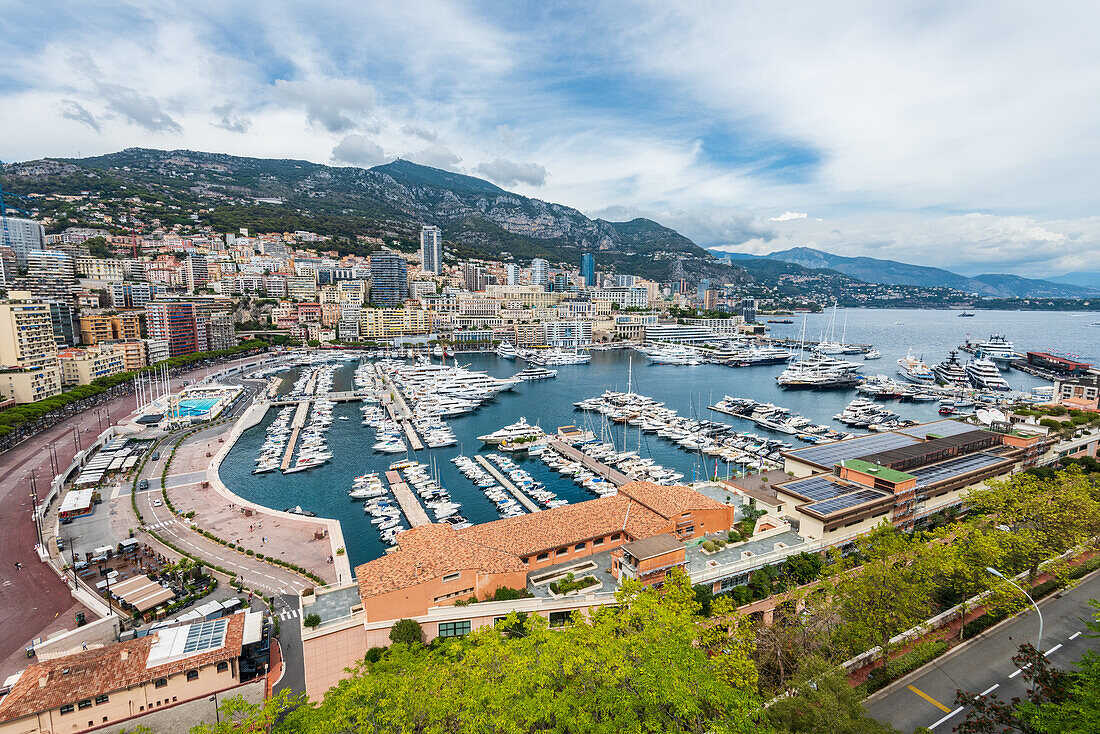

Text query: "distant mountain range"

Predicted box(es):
[1, 149, 729, 283]
[715, 246, 1099, 299]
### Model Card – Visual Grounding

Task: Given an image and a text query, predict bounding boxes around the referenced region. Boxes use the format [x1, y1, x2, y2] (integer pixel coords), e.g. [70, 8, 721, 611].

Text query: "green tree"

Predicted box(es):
[388, 618, 423, 645]
[190, 689, 302, 733]
[282, 568, 766, 734]
[303, 613, 321, 629]
[832, 527, 935, 666]
[965, 467, 1100, 581]
[766, 657, 900, 734]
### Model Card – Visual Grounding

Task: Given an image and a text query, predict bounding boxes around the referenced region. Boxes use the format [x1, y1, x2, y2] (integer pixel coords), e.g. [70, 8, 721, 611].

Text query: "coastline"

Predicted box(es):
[207, 398, 354, 587]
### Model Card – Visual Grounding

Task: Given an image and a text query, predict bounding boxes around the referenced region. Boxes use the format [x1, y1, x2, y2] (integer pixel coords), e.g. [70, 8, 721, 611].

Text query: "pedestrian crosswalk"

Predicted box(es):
[146, 519, 177, 531]
[278, 608, 299, 621]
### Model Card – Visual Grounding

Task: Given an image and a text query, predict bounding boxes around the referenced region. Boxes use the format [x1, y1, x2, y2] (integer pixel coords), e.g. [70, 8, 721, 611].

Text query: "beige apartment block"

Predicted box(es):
[0, 292, 61, 402]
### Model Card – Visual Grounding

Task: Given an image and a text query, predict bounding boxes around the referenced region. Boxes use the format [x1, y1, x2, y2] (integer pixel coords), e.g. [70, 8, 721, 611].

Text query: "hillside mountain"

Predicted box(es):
[763, 247, 1098, 298]
[1049, 271, 1100, 289]
[1, 148, 726, 282]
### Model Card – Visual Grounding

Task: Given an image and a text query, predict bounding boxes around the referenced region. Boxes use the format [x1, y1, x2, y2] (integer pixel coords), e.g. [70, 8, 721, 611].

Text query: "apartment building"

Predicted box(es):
[484, 285, 564, 308]
[286, 274, 318, 300]
[420, 225, 443, 275]
[57, 345, 126, 386]
[25, 250, 77, 303]
[1, 216, 46, 266]
[104, 339, 148, 371]
[0, 611, 269, 734]
[543, 320, 593, 347]
[588, 287, 649, 308]
[1055, 374, 1099, 410]
[49, 302, 78, 347]
[145, 302, 200, 357]
[109, 282, 154, 309]
[79, 312, 142, 345]
[359, 308, 431, 339]
[368, 251, 408, 307]
[144, 339, 170, 365]
[0, 292, 62, 403]
[207, 312, 235, 351]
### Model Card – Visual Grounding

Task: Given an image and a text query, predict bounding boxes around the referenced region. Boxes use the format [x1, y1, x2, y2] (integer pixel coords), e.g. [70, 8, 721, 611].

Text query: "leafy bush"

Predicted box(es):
[389, 618, 423, 645]
[702, 540, 717, 552]
[303, 613, 321, 629]
[365, 646, 388, 663]
[864, 640, 951, 693]
[549, 573, 599, 595]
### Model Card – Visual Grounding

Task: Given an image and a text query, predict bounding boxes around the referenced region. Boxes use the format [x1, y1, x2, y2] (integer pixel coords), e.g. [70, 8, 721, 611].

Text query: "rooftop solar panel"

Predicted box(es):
[804, 489, 888, 516]
[786, 432, 920, 468]
[910, 453, 1009, 487]
[781, 476, 848, 502]
[182, 618, 227, 654]
[895, 419, 977, 439]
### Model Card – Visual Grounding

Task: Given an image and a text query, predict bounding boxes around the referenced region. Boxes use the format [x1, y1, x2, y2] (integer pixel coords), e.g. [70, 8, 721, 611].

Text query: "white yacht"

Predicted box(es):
[864, 349, 881, 360]
[965, 358, 1011, 391]
[897, 352, 935, 384]
[970, 335, 1016, 365]
[477, 417, 545, 445]
[515, 366, 557, 381]
[496, 342, 518, 360]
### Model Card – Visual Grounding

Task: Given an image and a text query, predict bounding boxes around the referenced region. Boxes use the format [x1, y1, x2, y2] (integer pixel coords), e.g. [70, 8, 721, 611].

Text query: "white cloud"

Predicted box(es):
[331, 135, 386, 167]
[475, 158, 547, 187]
[273, 79, 376, 133]
[404, 145, 462, 171]
[769, 211, 807, 222]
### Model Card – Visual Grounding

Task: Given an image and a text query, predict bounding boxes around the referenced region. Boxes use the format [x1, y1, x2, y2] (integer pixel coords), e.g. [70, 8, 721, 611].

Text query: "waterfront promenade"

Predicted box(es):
[547, 438, 631, 486]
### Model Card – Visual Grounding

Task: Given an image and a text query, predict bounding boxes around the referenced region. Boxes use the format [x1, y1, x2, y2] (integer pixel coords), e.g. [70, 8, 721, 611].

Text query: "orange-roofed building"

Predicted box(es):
[0, 611, 269, 734]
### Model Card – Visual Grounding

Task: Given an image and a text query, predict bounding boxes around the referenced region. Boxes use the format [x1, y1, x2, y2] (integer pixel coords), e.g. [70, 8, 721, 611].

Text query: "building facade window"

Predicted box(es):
[536, 552, 549, 561]
[216, 661, 229, 673]
[78, 700, 92, 710]
[438, 620, 471, 638]
[95, 695, 109, 705]
[154, 678, 168, 688]
[186, 670, 199, 681]
[575, 542, 586, 551]
[59, 704, 74, 715]
[549, 611, 572, 628]
[593, 537, 604, 546]
[555, 548, 567, 557]
[442, 572, 461, 583]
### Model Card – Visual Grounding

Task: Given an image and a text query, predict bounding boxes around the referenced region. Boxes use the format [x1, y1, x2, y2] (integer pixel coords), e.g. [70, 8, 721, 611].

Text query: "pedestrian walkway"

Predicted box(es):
[278, 607, 299, 621]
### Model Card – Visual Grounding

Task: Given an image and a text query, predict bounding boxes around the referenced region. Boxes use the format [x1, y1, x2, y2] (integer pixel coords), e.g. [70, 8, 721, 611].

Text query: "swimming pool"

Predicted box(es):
[177, 397, 220, 416]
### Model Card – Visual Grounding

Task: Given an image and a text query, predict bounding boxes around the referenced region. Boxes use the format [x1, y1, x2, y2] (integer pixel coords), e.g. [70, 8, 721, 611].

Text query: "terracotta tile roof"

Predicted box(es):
[0, 613, 245, 724]
[457, 494, 661, 557]
[617, 481, 729, 518]
[353, 482, 730, 600]
[356, 524, 525, 598]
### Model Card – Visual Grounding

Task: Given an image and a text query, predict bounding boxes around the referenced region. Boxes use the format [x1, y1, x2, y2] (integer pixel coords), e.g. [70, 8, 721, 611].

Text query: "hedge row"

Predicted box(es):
[863, 640, 952, 694]
[194, 526, 325, 586]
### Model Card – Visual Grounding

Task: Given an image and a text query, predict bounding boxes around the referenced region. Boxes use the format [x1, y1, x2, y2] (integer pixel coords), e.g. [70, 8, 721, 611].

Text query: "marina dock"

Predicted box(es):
[474, 455, 541, 512]
[385, 470, 430, 527]
[280, 400, 312, 471]
[377, 371, 423, 449]
[546, 438, 631, 486]
[402, 421, 424, 451]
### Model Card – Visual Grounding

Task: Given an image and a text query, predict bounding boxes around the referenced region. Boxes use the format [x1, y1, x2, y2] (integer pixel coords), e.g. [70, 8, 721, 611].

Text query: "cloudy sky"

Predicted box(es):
[1, 1, 1098, 277]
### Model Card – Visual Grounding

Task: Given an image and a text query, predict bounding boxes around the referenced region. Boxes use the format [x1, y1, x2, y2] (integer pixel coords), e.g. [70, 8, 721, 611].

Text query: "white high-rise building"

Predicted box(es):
[530, 258, 549, 286]
[420, 225, 443, 274]
[1, 217, 47, 266]
[505, 263, 520, 285]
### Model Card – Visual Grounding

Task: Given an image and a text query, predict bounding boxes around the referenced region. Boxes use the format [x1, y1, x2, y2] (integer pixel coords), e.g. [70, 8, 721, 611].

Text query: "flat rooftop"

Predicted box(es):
[525, 550, 618, 599]
[909, 452, 1013, 488]
[684, 529, 808, 577]
[784, 431, 920, 469]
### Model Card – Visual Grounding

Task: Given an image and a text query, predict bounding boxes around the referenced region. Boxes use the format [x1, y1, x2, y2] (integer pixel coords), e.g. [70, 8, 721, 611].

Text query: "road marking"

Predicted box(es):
[907, 684, 952, 713]
[930, 707, 964, 730]
[1069, 631, 1082, 640]
[1009, 668, 1023, 678]
[1045, 643, 1063, 656]
[980, 684, 999, 696]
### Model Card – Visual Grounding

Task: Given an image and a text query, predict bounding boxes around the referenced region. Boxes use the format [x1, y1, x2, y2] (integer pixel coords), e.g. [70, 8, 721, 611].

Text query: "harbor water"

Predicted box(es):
[219, 308, 1100, 567]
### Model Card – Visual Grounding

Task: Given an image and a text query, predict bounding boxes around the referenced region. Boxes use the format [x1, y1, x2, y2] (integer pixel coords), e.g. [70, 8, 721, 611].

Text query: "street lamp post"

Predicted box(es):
[986, 566, 1043, 652]
[28, 472, 43, 547]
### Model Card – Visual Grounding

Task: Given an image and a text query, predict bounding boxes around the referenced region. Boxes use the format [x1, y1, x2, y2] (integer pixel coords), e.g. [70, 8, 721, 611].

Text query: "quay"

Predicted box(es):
[270, 390, 363, 406]
[280, 400, 312, 471]
[546, 438, 631, 486]
[402, 421, 424, 451]
[474, 455, 541, 513]
[384, 470, 430, 527]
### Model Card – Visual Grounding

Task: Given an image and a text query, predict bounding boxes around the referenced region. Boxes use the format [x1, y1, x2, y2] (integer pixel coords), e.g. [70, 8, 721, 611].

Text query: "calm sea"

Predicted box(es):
[219, 308, 1100, 567]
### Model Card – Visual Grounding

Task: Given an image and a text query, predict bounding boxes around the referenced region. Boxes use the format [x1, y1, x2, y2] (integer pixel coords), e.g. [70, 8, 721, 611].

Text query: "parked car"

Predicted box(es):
[152, 499, 162, 507]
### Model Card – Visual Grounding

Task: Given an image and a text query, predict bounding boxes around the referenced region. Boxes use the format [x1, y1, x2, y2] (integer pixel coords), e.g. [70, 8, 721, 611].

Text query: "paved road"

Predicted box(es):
[0, 356, 273, 666]
[273, 593, 305, 695]
[865, 570, 1100, 732]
